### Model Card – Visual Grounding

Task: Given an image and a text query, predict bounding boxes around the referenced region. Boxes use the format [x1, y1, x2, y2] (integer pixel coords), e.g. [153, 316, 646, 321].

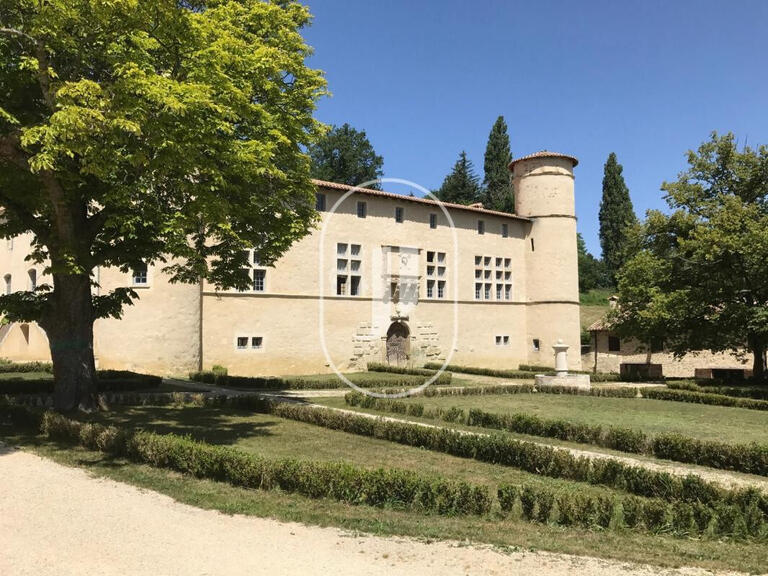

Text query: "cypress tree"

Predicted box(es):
[482, 116, 514, 212]
[435, 151, 481, 205]
[309, 123, 384, 189]
[599, 152, 637, 283]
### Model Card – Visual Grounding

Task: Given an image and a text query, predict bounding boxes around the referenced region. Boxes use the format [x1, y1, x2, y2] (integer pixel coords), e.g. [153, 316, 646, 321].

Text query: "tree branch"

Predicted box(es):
[0, 27, 55, 110]
[0, 27, 36, 43]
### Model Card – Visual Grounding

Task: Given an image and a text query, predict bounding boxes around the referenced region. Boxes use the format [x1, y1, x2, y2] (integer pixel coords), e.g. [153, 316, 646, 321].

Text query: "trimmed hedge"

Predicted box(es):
[668, 380, 768, 401]
[497, 483, 765, 538]
[344, 393, 768, 476]
[0, 360, 53, 374]
[645, 388, 768, 412]
[266, 402, 768, 517]
[0, 370, 162, 395]
[426, 362, 622, 383]
[189, 370, 452, 390]
[39, 410, 491, 516]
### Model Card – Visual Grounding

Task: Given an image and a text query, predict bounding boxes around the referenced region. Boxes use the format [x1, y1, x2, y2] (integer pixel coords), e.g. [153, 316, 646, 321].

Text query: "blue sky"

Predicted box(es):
[302, 0, 768, 256]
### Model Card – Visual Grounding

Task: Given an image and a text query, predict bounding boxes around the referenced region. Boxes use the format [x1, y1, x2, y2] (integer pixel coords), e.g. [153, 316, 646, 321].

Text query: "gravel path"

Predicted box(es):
[0, 445, 746, 576]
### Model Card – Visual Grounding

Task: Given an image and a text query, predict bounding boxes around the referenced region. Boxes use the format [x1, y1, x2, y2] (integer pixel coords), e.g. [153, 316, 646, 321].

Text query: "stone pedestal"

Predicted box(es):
[534, 338, 591, 390]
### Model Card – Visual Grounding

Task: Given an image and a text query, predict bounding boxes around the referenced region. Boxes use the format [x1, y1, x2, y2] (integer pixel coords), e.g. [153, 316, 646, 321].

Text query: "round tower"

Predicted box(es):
[510, 151, 581, 369]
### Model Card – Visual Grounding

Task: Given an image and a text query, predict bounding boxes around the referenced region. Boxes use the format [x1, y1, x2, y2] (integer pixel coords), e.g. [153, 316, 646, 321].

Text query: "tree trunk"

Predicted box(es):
[749, 337, 766, 383]
[40, 273, 98, 412]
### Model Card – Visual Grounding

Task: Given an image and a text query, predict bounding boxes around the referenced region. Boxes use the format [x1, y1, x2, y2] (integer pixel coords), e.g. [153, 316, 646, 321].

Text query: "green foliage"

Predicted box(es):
[0, 1, 327, 405]
[268, 402, 767, 515]
[668, 380, 768, 401]
[366, 362, 453, 383]
[0, 370, 161, 394]
[345, 392, 767, 476]
[434, 151, 481, 205]
[577, 233, 610, 292]
[308, 123, 383, 188]
[0, 360, 52, 373]
[37, 410, 491, 516]
[482, 116, 514, 212]
[188, 370, 451, 389]
[644, 388, 768, 411]
[599, 152, 637, 282]
[611, 133, 768, 379]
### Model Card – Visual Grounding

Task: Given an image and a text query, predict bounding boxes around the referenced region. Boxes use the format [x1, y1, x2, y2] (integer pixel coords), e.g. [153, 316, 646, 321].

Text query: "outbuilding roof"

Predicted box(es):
[312, 179, 532, 221]
[508, 150, 579, 169]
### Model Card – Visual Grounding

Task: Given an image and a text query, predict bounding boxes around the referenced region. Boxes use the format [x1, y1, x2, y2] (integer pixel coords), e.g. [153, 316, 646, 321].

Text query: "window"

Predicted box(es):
[356, 201, 367, 218]
[608, 336, 621, 352]
[484, 283, 491, 300]
[132, 263, 148, 285]
[474, 255, 482, 266]
[427, 265, 435, 276]
[427, 279, 435, 298]
[496, 284, 502, 300]
[3, 274, 11, 295]
[336, 275, 347, 296]
[477, 220, 485, 235]
[350, 260, 361, 272]
[236, 337, 248, 349]
[504, 258, 511, 268]
[429, 213, 437, 229]
[496, 271, 502, 280]
[337, 243, 348, 255]
[427, 251, 435, 263]
[532, 339, 541, 351]
[504, 284, 512, 300]
[475, 283, 482, 300]
[495, 257, 502, 268]
[437, 281, 445, 299]
[504, 271, 511, 280]
[501, 223, 508, 238]
[503, 336, 509, 345]
[350, 276, 360, 296]
[350, 244, 360, 256]
[337, 258, 348, 271]
[253, 269, 266, 292]
[251, 336, 263, 349]
[437, 266, 445, 277]
[496, 335, 509, 346]
[484, 256, 491, 266]
[437, 252, 445, 263]
[495, 336, 502, 345]
[27, 269, 37, 291]
[484, 270, 491, 279]
[474, 270, 482, 279]
[395, 206, 404, 223]
[315, 192, 326, 211]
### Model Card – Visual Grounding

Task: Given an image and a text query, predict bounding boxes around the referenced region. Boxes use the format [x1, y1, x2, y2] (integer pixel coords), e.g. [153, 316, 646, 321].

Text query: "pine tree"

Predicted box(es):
[435, 151, 481, 205]
[599, 152, 637, 283]
[482, 116, 514, 212]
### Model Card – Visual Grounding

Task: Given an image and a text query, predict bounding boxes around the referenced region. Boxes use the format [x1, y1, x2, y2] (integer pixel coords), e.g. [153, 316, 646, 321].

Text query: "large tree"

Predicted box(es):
[577, 233, 608, 293]
[482, 115, 513, 212]
[0, 0, 326, 411]
[611, 133, 768, 380]
[308, 123, 383, 189]
[434, 151, 481, 205]
[599, 152, 636, 282]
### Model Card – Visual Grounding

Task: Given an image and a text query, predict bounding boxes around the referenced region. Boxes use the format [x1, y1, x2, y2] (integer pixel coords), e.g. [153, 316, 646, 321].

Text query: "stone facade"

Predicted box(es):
[0, 152, 582, 377]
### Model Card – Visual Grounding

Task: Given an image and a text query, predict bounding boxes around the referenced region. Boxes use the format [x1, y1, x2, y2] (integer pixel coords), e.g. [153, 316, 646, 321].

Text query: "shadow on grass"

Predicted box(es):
[80, 404, 282, 446]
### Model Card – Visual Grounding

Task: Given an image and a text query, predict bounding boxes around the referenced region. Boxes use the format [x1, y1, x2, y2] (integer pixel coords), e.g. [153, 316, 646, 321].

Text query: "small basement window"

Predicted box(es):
[532, 339, 541, 351]
[251, 337, 263, 349]
[236, 337, 248, 349]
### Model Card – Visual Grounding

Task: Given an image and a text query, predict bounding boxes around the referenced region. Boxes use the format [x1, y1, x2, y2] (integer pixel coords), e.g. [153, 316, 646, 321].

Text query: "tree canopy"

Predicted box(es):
[434, 151, 481, 205]
[482, 116, 513, 212]
[599, 152, 636, 282]
[0, 0, 327, 410]
[308, 122, 383, 189]
[577, 233, 608, 293]
[611, 133, 768, 380]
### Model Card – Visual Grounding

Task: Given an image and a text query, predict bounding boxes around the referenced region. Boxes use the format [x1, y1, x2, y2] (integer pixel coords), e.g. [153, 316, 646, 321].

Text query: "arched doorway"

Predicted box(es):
[386, 322, 410, 366]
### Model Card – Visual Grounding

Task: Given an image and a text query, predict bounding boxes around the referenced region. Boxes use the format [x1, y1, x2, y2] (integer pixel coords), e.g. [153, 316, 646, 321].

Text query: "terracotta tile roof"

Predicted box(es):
[508, 150, 579, 169]
[588, 316, 613, 332]
[312, 179, 532, 221]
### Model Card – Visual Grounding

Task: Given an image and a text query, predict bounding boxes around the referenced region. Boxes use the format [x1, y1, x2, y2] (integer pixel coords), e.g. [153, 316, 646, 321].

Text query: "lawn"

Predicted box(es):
[2, 406, 767, 573]
[0, 371, 53, 381]
[319, 392, 768, 445]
